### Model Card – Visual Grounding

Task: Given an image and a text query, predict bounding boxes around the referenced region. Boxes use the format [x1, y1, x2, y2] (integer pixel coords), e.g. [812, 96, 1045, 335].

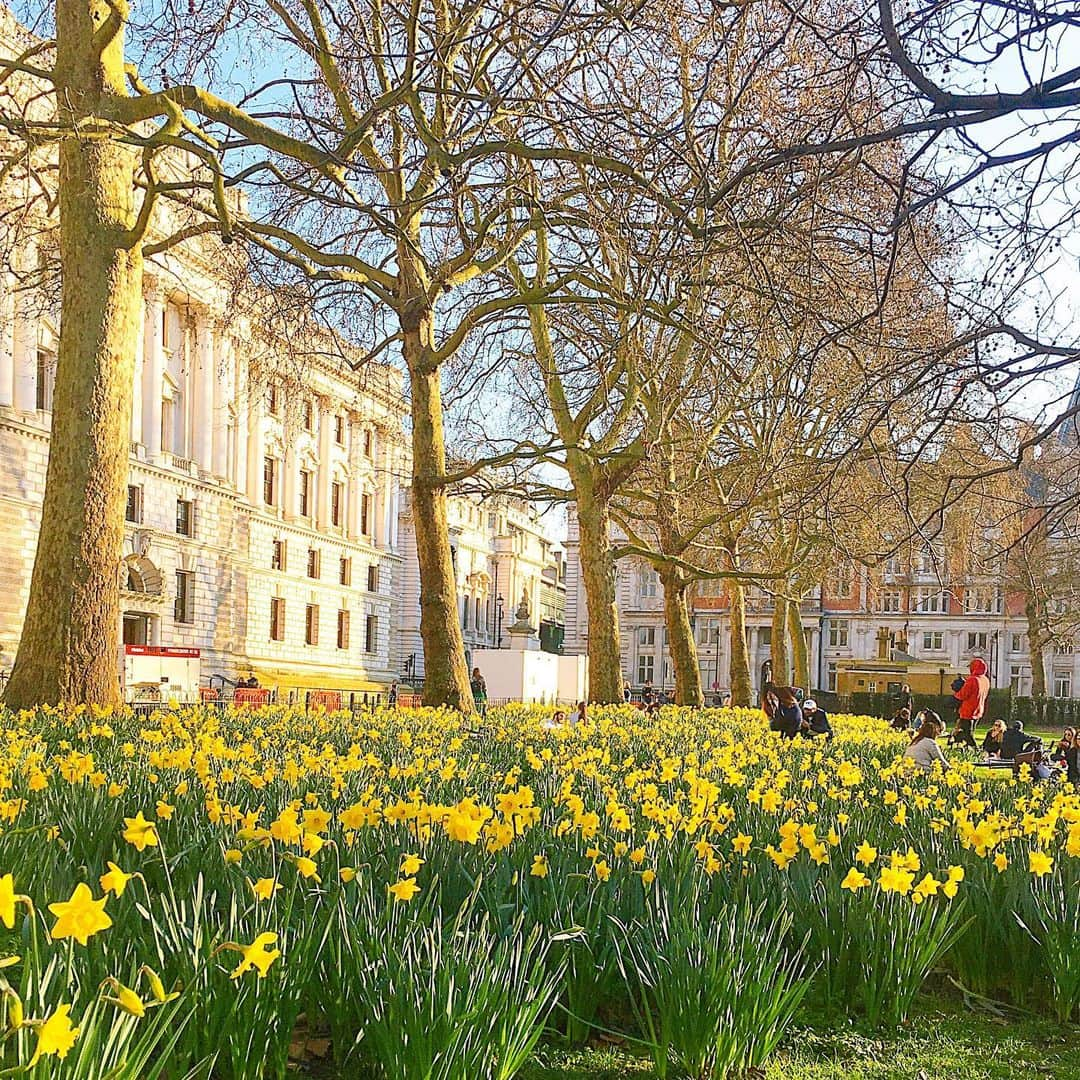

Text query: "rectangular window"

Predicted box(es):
[363, 429, 373, 457]
[302, 399, 314, 431]
[35, 350, 53, 411]
[307, 548, 320, 580]
[367, 564, 378, 592]
[913, 588, 947, 613]
[462, 596, 471, 630]
[272, 539, 287, 572]
[176, 498, 193, 537]
[1011, 632, 1025, 653]
[334, 415, 345, 445]
[174, 570, 194, 624]
[1055, 639, 1076, 655]
[299, 470, 312, 518]
[638, 567, 659, 600]
[125, 485, 143, 524]
[339, 556, 351, 586]
[337, 609, 350, 650]
[828, 620, 850, 648]
[305, 603, 319, 646]
[637, 653, 655, 685]
[922, 631, 944, 651]
[638, 626, 656, 647]
[964, 587, 1003, 614]
[270, 597, 285, 641]
[360, 493, 371, 536]
[883, 554, 901, 576]
[828, 563, 853, 598]
[967, 631, 989, 652]
[827, 661, 838, 693]
[331, 481, 343, 527]
[364, 613, 377, 654]
[1054, 670, 1072, 698]
[263, 456, 277, 506]
[878, 589, 902, 613]
[267, 384, 280, 416]
[1010, 665, 1030, 695]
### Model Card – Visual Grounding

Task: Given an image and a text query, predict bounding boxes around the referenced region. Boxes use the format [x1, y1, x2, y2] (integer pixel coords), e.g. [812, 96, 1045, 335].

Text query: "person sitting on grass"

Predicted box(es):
[1001, 720, 1039, 761]
[981, 718, 1006, 758]
[800, 699, 833, 740]
[543, 709, 568, 731]
[890, 706, 912, 731]
[1052, 727, 1079, 785]
[903, 713, 948, 771]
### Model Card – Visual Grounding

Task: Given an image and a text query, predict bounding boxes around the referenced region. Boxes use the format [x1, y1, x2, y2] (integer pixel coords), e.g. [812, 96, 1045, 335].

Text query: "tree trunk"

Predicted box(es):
[1025, 596, 1046, 698]
[727, 574, 752, 707]
[5, 0, 142, 708]
[660, 567, 702, 706]
[788, 599, 810, 690]
[770, 595, 790, 687]
[405, 355, 473, 712]
[575, 490, 623, 703]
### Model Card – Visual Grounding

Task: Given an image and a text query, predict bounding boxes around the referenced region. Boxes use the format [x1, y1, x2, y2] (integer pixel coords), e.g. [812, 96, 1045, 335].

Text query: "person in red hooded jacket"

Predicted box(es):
[951, 658, 990, 749]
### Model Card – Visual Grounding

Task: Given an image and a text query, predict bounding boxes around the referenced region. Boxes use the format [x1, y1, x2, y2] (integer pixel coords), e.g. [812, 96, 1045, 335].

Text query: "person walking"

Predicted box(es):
[470, 667, 488, 717]
[952, 658, 990, 748]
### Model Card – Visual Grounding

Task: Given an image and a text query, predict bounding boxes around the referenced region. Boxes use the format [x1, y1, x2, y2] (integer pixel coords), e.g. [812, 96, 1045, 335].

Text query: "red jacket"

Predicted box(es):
[954, 658, 990, 721]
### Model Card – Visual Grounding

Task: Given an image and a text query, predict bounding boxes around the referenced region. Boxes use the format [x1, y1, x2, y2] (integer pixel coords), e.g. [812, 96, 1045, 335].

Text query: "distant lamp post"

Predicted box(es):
[496, 595, 504, 648]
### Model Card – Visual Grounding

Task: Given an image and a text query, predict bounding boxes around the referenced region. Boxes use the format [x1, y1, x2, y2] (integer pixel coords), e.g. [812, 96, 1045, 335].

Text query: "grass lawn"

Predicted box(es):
[519, 992, 1080, 1079]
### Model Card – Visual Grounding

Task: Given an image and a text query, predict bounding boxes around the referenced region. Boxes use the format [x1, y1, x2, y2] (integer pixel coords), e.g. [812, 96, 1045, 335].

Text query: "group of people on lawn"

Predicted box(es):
[889, 658, 1080, 782]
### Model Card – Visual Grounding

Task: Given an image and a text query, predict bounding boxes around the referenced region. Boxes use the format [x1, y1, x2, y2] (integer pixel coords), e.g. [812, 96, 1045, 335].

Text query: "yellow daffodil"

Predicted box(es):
[230, 933, 280, 979]
[48, 884, 112, 945]
[389, 877, 421, 902]
[122, 812, 158, 852]
[99, 862, 133, 897]
[30, 1003, 79, 1064]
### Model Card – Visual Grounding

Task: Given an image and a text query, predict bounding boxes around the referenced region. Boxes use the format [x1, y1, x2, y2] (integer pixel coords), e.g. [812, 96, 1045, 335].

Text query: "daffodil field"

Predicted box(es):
[0, 703, 1078, 1079]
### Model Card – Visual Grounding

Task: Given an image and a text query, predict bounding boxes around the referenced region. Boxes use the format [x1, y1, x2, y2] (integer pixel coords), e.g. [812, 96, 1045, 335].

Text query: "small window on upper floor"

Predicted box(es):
[176, 498, 194, 537]
[125, 485, 143, 525]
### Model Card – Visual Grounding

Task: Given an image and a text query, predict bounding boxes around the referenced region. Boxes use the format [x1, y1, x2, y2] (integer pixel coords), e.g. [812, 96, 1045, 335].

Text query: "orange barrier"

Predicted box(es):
[308, 690, 343, 712]
[234, 688, 271, 707]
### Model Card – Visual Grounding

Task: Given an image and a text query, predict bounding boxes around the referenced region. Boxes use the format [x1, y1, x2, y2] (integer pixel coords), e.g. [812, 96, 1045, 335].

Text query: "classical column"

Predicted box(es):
[195, 313, 214, 469]
[142, 284, 165, 459]
[317, 398, 332, 525]
[245, 365, 264, 506]
[233, 341, 248, 492]
[11, 286, 37, 412]
[129, 290, 144, 445]
[0, 273, 14, 408]
[212, 329, 230, 478]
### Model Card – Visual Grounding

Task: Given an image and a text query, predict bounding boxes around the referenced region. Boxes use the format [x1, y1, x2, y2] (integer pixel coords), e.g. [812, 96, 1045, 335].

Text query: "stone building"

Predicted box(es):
[563, 506, 1080, 698]
[396, 492, 565, 681]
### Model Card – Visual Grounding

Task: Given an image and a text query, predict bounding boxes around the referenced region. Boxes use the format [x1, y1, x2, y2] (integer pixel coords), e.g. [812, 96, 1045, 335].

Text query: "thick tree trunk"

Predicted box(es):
[405, 354, 473, 712]
[770, 594, 790, 687]
[660, 567, 702, 706]
[5, 0, 142, 708]
[575, 490, 623, 703]
[788, 599, 810, 691]
[727, 575, 752, 707]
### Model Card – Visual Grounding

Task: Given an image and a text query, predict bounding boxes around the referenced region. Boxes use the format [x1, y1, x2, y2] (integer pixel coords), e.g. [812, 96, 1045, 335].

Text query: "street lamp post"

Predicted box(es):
[496, 595, 504, 649]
